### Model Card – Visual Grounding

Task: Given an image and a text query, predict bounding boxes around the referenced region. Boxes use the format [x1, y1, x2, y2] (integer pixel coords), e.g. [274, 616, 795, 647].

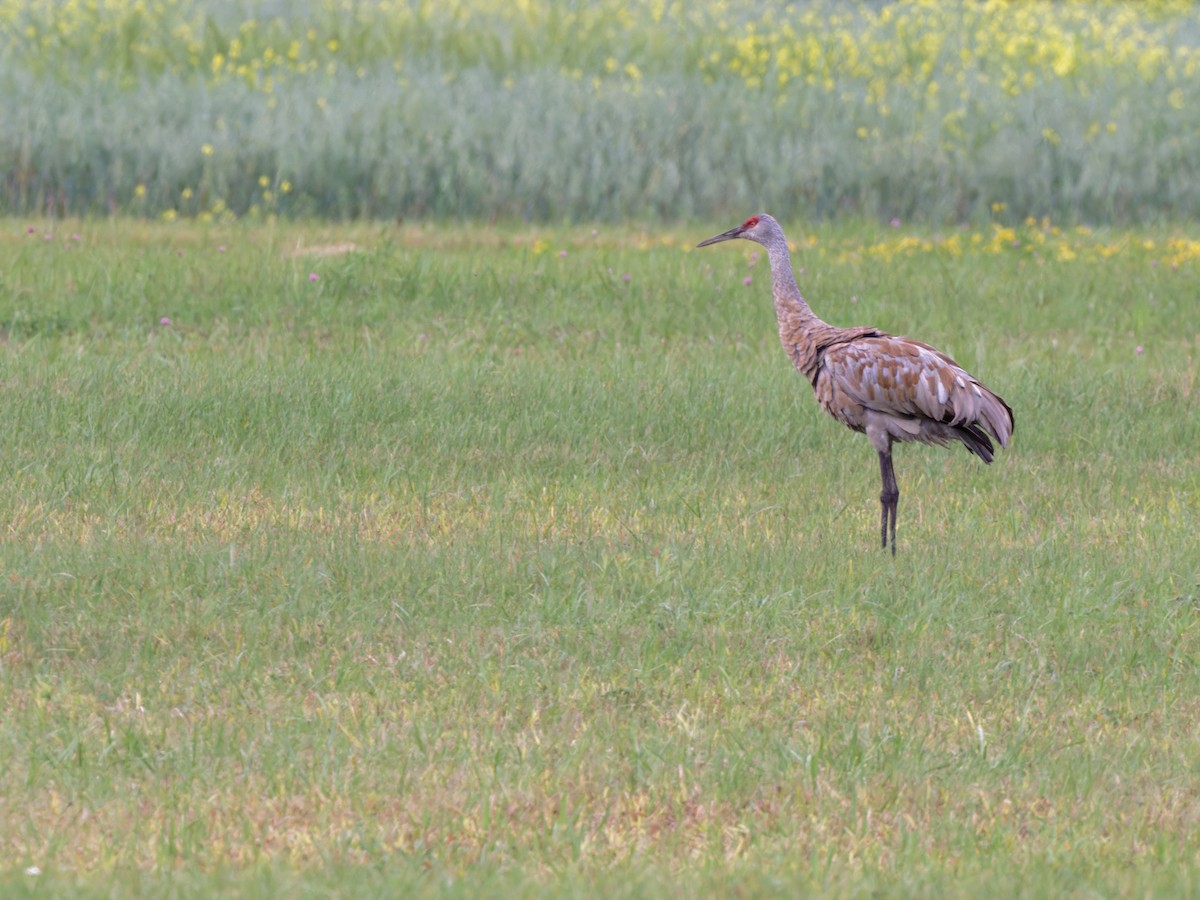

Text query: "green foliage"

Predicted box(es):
[1, 218, 1198, 894]
[3, 1, 1200, 223]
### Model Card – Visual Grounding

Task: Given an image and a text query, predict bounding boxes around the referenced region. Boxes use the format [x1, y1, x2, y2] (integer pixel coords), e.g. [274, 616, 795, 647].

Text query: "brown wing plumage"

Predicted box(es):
[814, 334, 1014, 460]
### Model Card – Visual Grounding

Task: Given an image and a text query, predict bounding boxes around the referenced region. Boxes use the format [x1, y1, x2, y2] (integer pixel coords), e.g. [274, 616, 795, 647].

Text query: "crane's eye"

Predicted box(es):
[742, 216, 760, 229]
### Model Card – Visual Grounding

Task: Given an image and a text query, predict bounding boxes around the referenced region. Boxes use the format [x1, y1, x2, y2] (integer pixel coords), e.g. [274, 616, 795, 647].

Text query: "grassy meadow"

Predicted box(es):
[4, 0, 1200, 894]
[1, 216, 1199, 895]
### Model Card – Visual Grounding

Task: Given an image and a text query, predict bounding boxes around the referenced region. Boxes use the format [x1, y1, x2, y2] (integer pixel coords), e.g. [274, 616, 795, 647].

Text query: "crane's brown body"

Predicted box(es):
[699, 214, 1013, 553]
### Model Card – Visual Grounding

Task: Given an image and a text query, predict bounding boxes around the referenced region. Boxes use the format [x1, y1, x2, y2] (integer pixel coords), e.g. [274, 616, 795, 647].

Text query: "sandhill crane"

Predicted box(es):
[697, 214, 1013, 554]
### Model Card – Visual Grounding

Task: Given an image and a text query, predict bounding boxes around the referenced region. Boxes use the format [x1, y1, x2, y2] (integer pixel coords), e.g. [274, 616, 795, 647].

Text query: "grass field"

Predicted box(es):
[1, 216, 1198, 895]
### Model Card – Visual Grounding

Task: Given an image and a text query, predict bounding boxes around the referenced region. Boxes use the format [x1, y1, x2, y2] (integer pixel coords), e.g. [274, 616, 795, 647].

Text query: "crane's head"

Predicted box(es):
[696, 214, 778, 248]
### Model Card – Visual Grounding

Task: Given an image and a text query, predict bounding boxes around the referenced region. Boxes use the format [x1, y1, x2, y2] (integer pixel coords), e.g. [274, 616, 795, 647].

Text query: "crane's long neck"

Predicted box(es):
[762, 231, 827, 379]
[764, 231, 817, 322]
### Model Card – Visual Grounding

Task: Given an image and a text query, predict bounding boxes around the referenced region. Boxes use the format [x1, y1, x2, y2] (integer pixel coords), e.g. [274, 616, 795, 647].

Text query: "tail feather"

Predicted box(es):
[957, 423, 996, 462]
[952, 384, 1012, 462]
[979, 390, 1014, 449]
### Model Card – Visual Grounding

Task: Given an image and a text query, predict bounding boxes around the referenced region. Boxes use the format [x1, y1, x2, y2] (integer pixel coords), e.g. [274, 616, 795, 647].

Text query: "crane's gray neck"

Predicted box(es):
[763, 230, 817, 323]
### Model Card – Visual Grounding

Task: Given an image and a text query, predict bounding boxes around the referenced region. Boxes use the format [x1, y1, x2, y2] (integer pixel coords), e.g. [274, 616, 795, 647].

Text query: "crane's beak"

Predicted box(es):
[696, 225, 743, 248]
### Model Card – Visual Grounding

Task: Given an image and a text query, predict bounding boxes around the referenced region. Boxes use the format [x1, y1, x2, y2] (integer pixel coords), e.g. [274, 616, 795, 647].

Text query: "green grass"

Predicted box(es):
[1, 217, 1199, 896]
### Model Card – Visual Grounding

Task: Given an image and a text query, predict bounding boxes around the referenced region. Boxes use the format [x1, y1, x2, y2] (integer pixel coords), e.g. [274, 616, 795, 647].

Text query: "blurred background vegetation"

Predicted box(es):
[3, 0, 1200, 224]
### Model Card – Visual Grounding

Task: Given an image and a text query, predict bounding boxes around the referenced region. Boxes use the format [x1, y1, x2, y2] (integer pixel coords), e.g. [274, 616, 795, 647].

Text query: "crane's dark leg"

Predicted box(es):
[878, 449, 899, 555]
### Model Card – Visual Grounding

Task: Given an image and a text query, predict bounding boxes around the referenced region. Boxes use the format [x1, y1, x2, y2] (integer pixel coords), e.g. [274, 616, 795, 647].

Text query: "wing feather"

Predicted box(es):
[817, 334, 1013, 453]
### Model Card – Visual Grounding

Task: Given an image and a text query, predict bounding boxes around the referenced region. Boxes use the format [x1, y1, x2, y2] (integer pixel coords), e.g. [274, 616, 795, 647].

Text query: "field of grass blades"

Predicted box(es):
[1, 217, 1199, 895]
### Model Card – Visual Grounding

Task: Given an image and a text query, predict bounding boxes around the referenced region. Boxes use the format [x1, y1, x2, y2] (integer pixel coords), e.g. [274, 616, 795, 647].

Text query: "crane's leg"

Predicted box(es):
[877, 449, 899, 555]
